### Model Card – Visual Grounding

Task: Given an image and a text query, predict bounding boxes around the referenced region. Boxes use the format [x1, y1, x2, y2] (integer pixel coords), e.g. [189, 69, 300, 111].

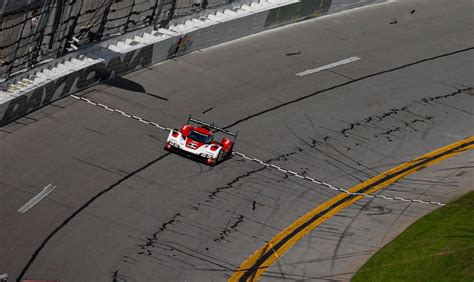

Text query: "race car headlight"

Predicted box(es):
[169, 141, 179, 147]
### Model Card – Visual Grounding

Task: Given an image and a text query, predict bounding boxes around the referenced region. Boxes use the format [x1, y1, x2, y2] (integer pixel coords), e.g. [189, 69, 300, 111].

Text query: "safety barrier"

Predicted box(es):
[0, 28, 178, 125]
[0, 0, 379, 126]
[0, 0, 241, 80]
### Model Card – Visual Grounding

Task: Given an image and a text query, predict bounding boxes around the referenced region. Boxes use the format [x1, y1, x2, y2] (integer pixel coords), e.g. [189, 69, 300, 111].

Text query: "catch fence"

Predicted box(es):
[0, 0, 238, 80]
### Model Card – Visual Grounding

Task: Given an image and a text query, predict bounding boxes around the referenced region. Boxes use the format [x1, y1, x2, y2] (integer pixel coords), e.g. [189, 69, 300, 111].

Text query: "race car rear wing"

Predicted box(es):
[188, 116, 238, 139]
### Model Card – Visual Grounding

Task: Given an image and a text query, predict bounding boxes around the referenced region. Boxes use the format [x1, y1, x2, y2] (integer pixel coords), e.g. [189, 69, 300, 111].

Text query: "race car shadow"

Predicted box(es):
[165, 146, 233, 166]
[104, 76, 169, 101]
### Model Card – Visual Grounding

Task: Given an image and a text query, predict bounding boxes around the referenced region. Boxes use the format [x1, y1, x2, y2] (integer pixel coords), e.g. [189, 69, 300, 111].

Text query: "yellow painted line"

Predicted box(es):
[230, 136, 474, 281]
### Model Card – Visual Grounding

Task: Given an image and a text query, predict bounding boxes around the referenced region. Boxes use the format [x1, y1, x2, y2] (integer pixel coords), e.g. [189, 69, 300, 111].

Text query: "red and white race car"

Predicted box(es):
[164, 116, 238, 165]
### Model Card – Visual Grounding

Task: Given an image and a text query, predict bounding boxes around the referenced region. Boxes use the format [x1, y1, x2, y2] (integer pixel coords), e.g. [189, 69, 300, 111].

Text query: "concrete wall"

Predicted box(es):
[0, 0, 379, 126]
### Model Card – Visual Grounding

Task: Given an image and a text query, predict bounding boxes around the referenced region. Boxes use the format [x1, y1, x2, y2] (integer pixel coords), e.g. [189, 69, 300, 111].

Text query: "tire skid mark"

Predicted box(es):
[136, 213, 182, 257]
[112, 269, 128, 282]
[325, 88, 470, 144]
[329, 196, 376, 272]
[379, 169, 461, 247]
[222, 48, 474, 129]
[159, 242, 237, 271]
[285, 88, 473, 191]
[64, 78, 472, 280]
[202, 152, 297, 203]
[206, 167, 266, 201]
[118, 152, 298, 277]
[231, 137, 474, 281]
[214, 215, 245, 243]
[17, 153, 172, 281]
[72, 93, 456, 207]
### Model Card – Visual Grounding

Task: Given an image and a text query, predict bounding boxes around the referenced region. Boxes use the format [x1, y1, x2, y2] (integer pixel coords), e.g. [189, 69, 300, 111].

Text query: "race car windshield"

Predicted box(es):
[188, 130, 213, 144]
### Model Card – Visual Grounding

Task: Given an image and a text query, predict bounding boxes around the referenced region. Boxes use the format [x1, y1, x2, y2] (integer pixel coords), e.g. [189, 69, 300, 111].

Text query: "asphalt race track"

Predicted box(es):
[1, 0, 473, 280]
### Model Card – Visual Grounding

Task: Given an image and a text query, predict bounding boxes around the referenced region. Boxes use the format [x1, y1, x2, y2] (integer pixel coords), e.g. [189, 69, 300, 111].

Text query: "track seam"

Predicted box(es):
[234, 151, 446, 206]
[222, 46, 474, 129]
[17, 153, 171, 281]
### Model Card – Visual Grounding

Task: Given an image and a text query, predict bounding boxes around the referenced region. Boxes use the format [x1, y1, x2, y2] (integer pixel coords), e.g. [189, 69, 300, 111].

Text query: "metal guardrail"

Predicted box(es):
[0, 0, 241, 80]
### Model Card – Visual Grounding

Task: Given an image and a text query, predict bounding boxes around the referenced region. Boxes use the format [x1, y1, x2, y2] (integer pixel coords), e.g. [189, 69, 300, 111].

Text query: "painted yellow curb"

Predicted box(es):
[230, 136, 474, 281]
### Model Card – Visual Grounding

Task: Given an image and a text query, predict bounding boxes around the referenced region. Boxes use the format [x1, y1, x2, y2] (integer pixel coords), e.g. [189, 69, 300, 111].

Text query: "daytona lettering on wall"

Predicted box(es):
[0, 45, 153, 126]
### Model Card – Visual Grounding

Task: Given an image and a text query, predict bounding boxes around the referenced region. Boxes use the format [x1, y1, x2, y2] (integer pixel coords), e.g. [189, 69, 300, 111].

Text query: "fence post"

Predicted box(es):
[0, 1, 8, 28]
[97, 0, 113, 40]
[160, 0, 177, 28]
[62, 0, 84, 55]
[150, 0, 161, 27]
[123, 0, 136, 34]
[0, 0, 8, 79]
[29, 0, 53, 66]
[56, 0, 76, 48]
[49, 0, 66, 49]
[8, 0, 32, 76]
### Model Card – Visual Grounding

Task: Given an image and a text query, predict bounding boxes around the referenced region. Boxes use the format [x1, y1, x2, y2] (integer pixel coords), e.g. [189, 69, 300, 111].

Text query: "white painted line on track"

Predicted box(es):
[71, 95, 445, 206]
[17, 184, 57, 213]
[234, 152, 446, 206]
[296, 56, 361, 77]
[70, 94, 173, 131]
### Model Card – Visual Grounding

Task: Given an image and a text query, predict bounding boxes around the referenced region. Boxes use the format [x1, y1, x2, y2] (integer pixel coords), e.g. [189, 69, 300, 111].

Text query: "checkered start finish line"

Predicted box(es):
[70, 94, 446, 206]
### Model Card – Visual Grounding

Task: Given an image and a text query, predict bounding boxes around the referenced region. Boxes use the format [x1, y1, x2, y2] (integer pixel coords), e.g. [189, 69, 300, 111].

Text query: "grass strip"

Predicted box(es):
[353, 191, 474, 281]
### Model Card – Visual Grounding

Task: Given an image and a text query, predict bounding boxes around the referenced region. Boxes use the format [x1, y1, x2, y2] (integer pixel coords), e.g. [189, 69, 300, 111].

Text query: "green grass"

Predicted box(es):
[353, 191, 474, 282]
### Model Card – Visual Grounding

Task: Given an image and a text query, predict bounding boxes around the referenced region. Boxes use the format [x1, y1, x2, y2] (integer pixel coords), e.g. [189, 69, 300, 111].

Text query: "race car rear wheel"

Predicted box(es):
[216, 150, 223, 162]
[224, 144, 234, 159]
